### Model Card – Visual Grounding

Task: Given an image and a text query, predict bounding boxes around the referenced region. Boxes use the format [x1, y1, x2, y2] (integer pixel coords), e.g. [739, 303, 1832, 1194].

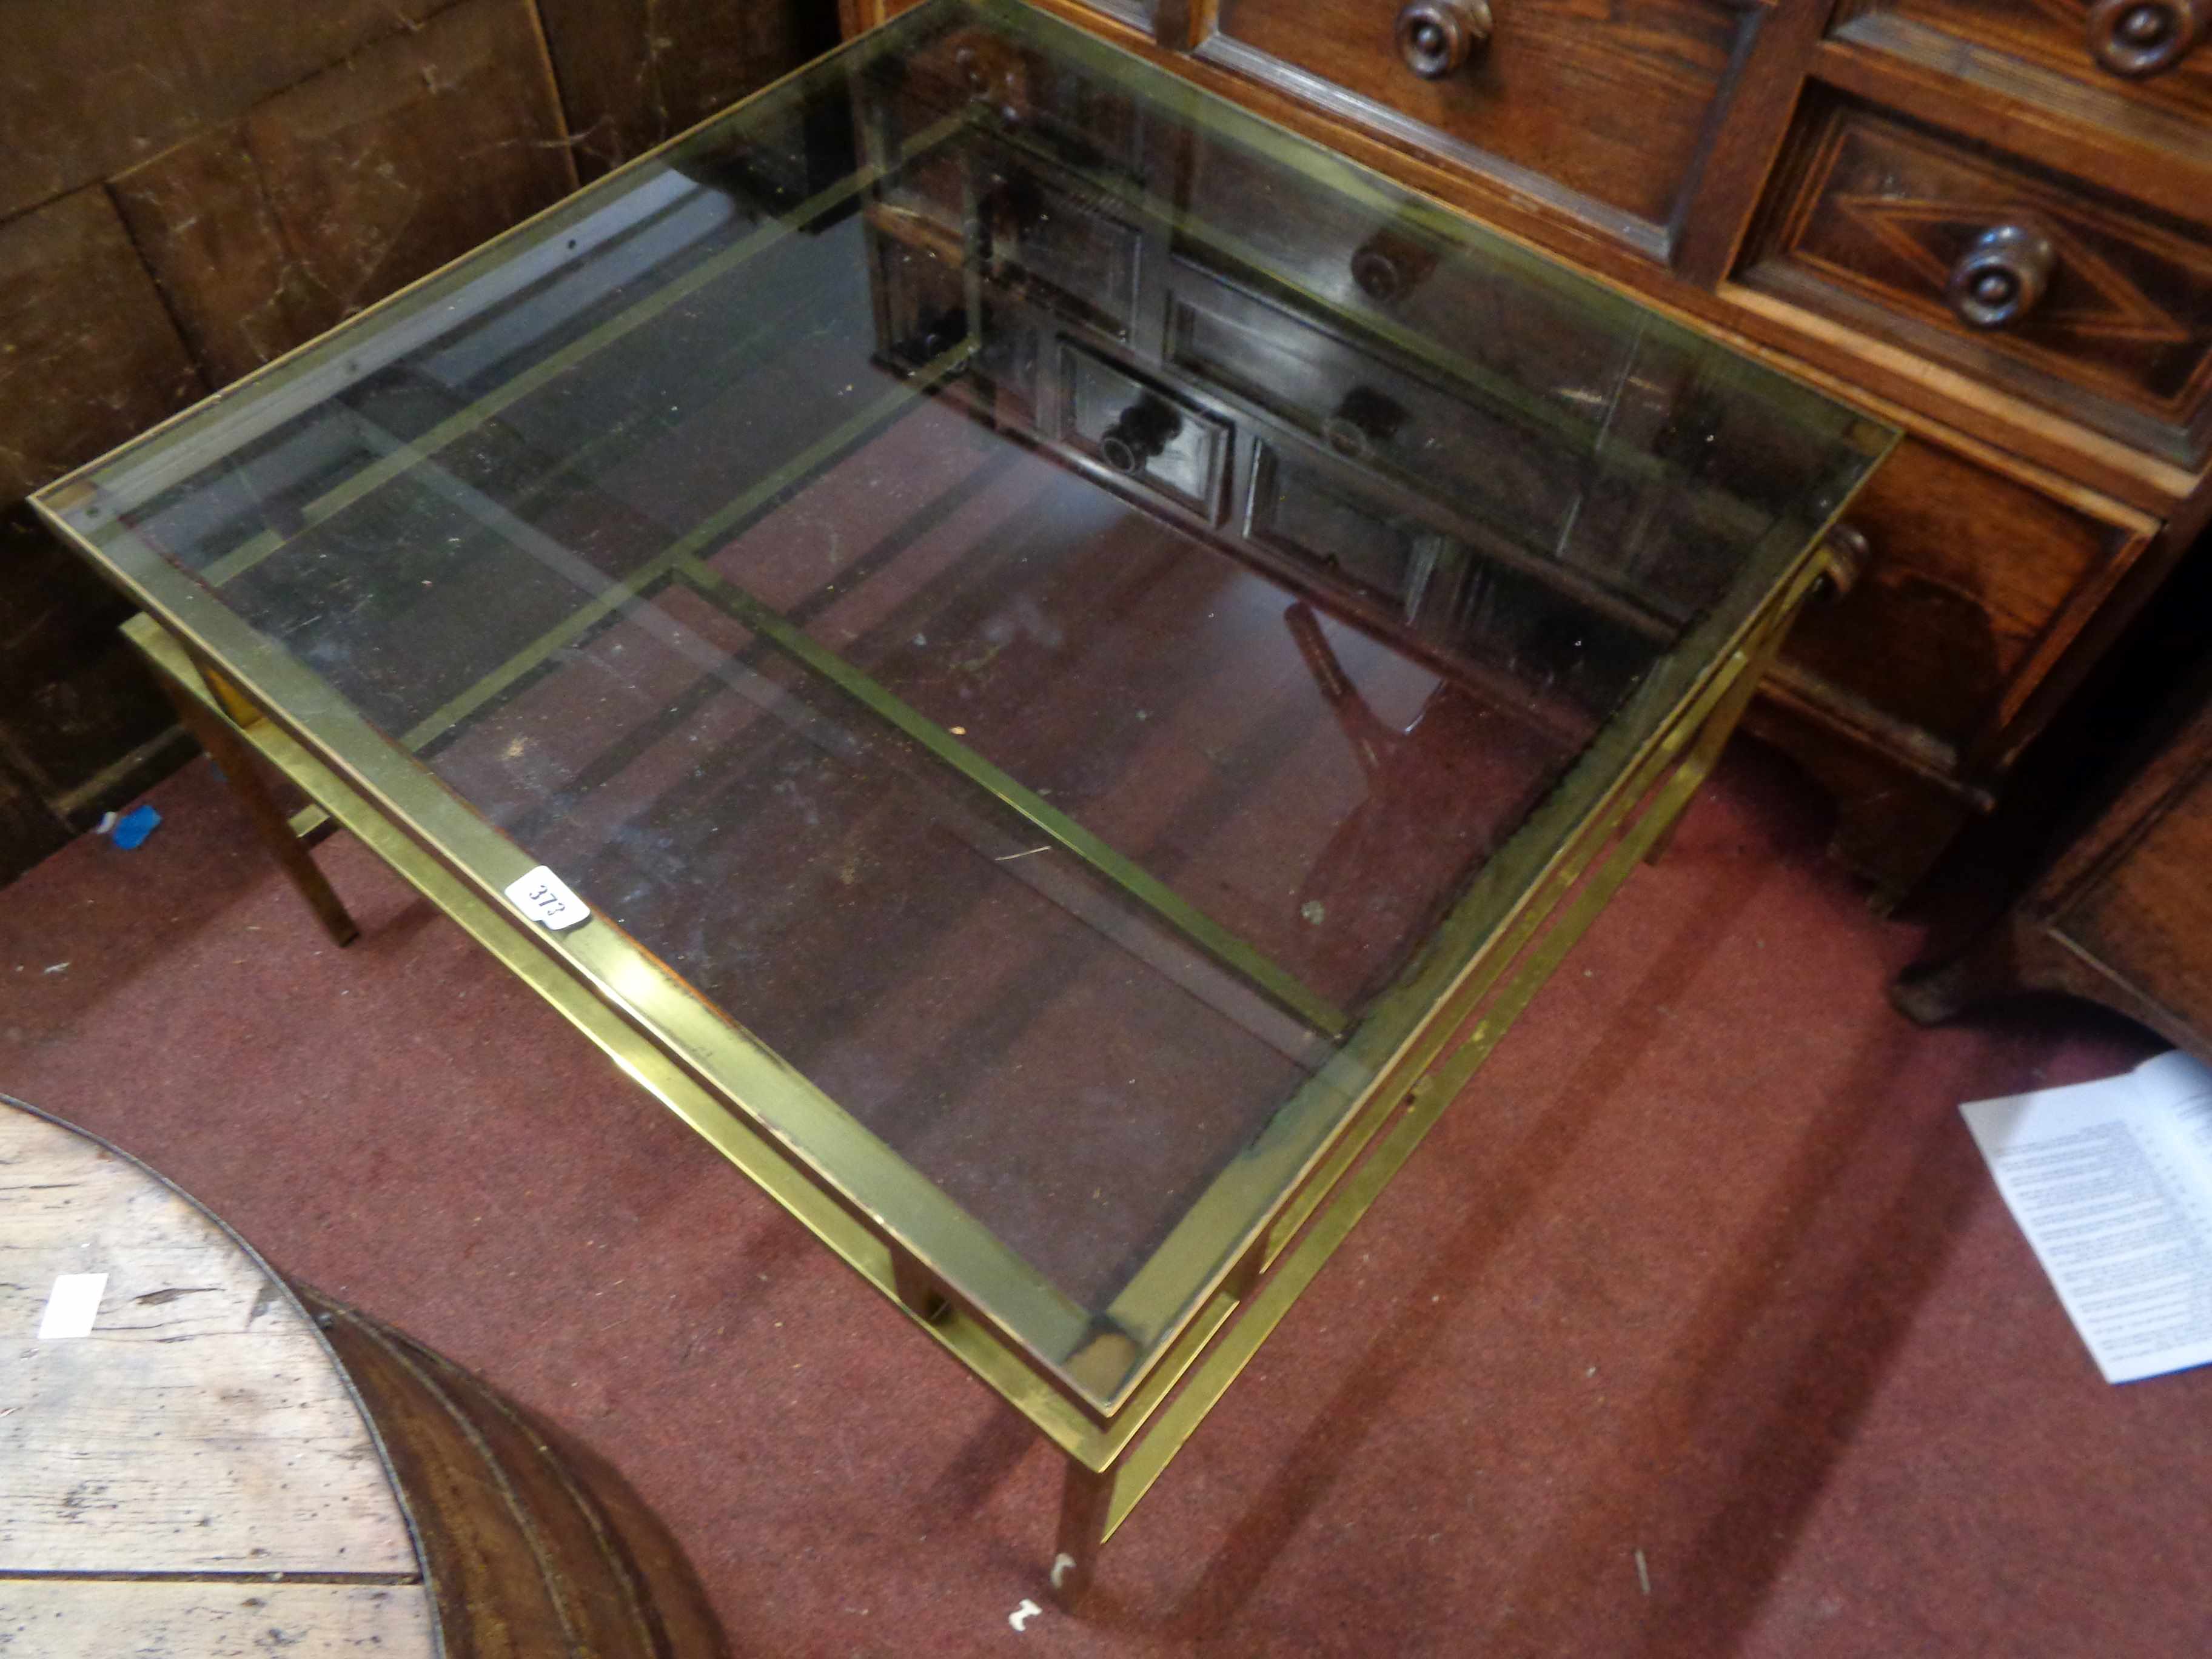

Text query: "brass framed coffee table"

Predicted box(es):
[33, 0, 1892, 1604]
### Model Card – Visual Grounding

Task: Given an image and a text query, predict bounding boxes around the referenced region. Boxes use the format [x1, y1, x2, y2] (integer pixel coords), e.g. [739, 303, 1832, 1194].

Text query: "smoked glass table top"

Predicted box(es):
[35, 0, 1892, 1414]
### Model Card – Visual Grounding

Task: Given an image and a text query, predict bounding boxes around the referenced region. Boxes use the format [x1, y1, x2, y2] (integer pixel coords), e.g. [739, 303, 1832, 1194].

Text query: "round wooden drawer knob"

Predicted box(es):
[1322, 386, 1410, 460]
[1100, 398, 1182, 475]
[1946, 224, 2056, 330]
[1350, 227, 1441, 306]
[2086, 0, 2204, 77]
[1395, 0, 1493, 79]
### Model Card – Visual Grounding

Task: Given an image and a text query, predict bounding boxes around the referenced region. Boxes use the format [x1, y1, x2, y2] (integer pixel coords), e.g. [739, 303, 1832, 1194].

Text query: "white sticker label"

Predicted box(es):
[38, 1273, 107, 1339]
[504, 866, 591, 931]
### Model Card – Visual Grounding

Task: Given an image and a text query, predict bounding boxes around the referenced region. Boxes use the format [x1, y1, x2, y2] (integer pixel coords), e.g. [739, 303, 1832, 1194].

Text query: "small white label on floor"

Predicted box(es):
[504, 866, 590, 931]
[38, 1273, 106, 1339]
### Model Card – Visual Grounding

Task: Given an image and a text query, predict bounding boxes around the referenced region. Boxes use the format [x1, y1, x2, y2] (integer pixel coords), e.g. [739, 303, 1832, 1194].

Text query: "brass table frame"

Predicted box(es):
[30, 0, 1891, 1597]
[115, 528, 1844, 1602]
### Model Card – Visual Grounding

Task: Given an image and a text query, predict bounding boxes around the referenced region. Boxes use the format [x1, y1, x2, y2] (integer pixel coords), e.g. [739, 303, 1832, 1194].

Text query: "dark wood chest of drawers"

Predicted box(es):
[1897, 648, 2212, 1060]
[846, 0, 2212, 904]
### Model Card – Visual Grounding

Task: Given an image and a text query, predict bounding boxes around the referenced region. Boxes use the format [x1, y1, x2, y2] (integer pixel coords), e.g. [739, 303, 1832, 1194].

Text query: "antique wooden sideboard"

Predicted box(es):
[1894, 651, 2212, 1060]
[840, 0, 2212, 903]
[1894, 541, 2212, 1060]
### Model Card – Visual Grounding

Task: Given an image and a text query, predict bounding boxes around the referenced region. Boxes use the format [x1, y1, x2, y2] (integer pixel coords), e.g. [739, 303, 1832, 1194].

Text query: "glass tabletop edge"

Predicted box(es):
[21, 0, 1909, 1422]
[25, 0, 971, 528]
[36, 431, 1891, 1428]
[52, 510, 1142, 1406]
[110, 611, 1162, 1461]
[1076, 443, 1899, 1409]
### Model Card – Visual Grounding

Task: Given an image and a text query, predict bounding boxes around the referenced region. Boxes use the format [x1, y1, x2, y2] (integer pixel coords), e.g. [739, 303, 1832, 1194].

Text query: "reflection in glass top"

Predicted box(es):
[48, 0, 1889, 1406]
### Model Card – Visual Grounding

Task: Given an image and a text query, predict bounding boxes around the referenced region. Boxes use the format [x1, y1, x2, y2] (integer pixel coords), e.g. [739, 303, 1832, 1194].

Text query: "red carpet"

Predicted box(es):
[3, 741, 2200, 1657]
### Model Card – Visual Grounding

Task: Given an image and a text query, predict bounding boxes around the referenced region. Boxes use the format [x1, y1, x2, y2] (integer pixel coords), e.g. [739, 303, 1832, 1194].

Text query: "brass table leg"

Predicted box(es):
[1644, 566, 1808, 868]
[142, 642, 361, 948]
[1051, 1457, 1115, 1609]
[890, 1250, 953, 1324]
[1034, 555, 1837, 1601]
[1640, 804, 1689, 868]
[113, 535, 1849, 1613]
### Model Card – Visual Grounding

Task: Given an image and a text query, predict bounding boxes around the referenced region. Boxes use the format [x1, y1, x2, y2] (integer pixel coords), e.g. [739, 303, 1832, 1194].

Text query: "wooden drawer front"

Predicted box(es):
[1176, 137, 1630, 404]
[1250, 443, 1446, 613]
[872, 225, 971, 370]
[1834, 0, 2212, 130]
[988, 170, 1147, 342]
[1208, 0, 1745, 244]
[1743, 97, 2212, 464]
[1162, 260, 1792, 628]
[872, 23, 1147, 196]
[1775, 436, 2151, 781]
[1164, 261, 1583, 553]
[1057, 341, 1232, 518]
[1245, 441, 1654, 714]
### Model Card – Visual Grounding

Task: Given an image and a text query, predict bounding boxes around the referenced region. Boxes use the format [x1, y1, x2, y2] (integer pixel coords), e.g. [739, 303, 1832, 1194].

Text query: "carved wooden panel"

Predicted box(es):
[1742, 96, 2212, 462]
[1210, 0, 1746, 240]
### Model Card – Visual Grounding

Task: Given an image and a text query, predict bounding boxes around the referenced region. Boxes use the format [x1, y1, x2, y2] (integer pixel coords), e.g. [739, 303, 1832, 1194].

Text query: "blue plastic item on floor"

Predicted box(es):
[109, 804, 161, 850]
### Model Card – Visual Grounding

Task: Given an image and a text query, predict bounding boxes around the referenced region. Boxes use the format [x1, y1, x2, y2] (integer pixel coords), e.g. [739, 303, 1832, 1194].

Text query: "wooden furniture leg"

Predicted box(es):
[1890, 917, 2036, 1025]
